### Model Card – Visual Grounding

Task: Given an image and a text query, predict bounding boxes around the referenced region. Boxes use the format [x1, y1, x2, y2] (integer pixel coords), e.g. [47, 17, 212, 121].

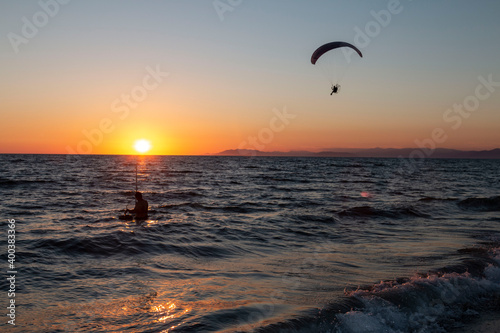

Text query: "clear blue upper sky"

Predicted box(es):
[1, 0, 500, 153]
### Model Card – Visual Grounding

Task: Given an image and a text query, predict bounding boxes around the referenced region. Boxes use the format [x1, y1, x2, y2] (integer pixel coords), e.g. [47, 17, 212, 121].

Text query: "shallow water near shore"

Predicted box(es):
[1, 155, 499, 332]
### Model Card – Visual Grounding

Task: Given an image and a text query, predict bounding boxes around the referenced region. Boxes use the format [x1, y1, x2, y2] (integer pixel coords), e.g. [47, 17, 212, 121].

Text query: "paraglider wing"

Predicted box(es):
[311, 41, 363, 65]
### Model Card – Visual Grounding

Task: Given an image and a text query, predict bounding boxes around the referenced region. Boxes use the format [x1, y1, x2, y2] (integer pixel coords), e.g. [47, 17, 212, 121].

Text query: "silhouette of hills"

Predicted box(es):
[215, 148, 500, 159]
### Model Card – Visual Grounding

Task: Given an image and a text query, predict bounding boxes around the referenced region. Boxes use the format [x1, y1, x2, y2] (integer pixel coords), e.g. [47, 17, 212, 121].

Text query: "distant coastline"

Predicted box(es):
[214, 148, 500, 159]
[1, 148, 499, 159]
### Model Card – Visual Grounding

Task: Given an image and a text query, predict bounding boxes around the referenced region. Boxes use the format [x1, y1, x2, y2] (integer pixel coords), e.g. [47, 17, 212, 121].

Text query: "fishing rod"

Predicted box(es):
[124, 160, 138, 218]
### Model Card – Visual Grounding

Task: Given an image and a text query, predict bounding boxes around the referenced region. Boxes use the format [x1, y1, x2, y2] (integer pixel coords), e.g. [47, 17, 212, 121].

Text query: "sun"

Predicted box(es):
[133, 139, 152, 154]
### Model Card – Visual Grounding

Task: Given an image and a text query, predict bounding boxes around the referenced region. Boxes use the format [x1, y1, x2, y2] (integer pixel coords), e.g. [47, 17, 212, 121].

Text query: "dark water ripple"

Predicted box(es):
[0, 155, 499, 332]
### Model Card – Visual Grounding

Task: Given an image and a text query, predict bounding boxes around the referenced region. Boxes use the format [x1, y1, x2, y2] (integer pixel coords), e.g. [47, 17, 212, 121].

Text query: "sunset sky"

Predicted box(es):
[1, 0, 499, 155]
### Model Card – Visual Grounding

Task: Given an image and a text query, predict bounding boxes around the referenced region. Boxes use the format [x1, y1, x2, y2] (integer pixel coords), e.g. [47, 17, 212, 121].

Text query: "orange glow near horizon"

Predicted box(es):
[1, 76, 500, 155]
[1, 60, 499, 155]
[1, 117, 499, 155]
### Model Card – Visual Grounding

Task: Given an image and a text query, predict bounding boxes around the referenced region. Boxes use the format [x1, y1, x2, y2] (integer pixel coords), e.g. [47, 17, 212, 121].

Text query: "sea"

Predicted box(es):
[1, 154, 499, 333]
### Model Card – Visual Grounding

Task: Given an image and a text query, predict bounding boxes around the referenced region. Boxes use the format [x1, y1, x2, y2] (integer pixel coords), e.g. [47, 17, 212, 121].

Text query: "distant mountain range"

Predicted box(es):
[215, 148, 500, 159]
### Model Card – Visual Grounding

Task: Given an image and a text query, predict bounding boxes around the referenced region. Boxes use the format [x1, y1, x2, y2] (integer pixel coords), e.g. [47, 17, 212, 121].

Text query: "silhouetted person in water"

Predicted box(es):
[331, 84, 340, 95]
[126, 192, 148, 219]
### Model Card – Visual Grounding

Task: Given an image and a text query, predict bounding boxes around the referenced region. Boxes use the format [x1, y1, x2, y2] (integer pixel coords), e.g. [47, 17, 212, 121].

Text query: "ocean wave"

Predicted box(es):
[6, 158, 26, 163]
[165, 170, 203, 174]
[418, 196, 458, 202]
[30, 233, 147, 257]
[336, 266, 500, 332]
[169, 190, 203, 197]
[29, 227, 243, 259]
[295, 214, 339, 224]
[0, 178, 55, 187]
[458, 196, 500, 212]
[337, 205, 430, 219]
[157, 201, 271, 214]
[257, 246, 500, 333]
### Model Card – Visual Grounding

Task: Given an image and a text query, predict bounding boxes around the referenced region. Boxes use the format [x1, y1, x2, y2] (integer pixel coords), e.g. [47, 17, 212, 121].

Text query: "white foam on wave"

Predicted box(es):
[335, 253, 500, 333]
[485, 250, 500, 283]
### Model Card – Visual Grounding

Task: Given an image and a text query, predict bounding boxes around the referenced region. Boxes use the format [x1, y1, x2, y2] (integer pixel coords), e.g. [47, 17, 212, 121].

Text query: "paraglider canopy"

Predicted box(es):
[311, 41, 363, 94]
[311, 41, 363, 65]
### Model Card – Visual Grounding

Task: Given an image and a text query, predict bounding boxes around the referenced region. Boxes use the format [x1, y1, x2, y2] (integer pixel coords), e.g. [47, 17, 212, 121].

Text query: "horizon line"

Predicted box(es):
[1, 146, 499, 158]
